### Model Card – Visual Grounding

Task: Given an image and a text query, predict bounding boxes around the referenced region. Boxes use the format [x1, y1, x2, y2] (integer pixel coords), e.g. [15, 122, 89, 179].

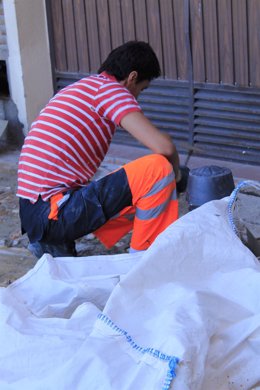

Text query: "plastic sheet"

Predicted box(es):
[0, 198, 260, 389]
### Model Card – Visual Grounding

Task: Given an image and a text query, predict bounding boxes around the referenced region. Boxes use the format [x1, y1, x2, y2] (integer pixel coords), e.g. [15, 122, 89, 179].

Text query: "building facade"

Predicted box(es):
[1, 0, 260, 165]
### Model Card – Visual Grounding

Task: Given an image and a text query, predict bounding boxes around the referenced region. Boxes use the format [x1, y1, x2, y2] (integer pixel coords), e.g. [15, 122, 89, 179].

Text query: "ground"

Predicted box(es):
[0, 147, 189, 287]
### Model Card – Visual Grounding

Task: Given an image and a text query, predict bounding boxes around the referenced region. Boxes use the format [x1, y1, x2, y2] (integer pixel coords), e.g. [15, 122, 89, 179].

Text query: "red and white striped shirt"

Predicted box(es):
[17, 72, 141, 203]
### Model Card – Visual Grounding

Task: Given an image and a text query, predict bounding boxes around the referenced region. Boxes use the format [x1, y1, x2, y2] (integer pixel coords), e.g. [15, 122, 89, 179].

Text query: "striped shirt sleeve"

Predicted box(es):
[95, 82, 142, 126]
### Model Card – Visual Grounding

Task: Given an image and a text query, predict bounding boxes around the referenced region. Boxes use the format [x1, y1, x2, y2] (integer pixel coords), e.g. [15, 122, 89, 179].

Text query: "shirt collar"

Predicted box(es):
[99, 71, 118, 82]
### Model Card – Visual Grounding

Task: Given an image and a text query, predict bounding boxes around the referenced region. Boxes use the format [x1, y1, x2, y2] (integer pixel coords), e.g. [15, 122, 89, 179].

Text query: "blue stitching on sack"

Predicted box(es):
[97, 313, 180, 390]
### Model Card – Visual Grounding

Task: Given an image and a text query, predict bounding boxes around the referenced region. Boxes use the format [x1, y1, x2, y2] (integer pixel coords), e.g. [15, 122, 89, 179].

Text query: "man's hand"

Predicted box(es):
[176, 166, 190, 193]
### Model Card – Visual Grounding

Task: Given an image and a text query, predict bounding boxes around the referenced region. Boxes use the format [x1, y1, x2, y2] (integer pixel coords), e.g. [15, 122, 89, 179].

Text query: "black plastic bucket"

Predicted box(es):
[186, 165, 235, 210]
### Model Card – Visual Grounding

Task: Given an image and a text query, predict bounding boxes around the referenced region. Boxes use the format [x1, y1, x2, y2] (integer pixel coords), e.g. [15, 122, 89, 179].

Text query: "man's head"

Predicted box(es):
[98, 41, 161, 98]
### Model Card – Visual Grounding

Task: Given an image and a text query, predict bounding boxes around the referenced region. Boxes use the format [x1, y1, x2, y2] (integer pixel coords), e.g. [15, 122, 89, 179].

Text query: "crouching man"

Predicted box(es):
[17, 41, 185, 258]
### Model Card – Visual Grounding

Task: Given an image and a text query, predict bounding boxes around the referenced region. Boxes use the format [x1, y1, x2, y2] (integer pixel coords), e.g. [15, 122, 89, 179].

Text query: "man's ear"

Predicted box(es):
[128, 71, 138, 83]
[121, 71, 138, 88]
[123, 71, 138, 87]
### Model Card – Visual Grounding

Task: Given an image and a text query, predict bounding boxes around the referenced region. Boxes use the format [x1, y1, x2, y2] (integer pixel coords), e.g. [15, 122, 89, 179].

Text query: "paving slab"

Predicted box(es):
[0, 246, 36, 286]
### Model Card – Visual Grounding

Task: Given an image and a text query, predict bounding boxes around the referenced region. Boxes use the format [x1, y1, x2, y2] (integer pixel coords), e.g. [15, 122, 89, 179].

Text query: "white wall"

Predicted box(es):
[0, 0, 8, 60]
[3, 0, 53, 134]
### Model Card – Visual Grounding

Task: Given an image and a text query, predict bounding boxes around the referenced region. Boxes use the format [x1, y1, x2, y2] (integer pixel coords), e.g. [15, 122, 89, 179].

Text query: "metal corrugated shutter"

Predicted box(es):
[55, 74, 191, 155]
[113, 79, 191, 154]
[193, 85, 260, 165]
[54, 72, 260, 165]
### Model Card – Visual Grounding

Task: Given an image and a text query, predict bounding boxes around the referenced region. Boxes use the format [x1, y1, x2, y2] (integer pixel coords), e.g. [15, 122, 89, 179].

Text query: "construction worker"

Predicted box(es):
[17, 41, 187, 258]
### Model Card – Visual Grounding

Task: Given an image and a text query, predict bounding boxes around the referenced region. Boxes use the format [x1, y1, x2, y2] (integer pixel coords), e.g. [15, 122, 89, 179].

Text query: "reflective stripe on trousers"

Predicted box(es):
[94, 154, 178, 251]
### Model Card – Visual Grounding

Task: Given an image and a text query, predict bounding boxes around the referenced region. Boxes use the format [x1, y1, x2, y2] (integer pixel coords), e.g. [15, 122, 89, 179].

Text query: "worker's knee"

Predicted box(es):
[148, 154, 172, 174]
[123, 154, 174, 205]
[124, 154, 172, 181]
[140, 154, 173, 181]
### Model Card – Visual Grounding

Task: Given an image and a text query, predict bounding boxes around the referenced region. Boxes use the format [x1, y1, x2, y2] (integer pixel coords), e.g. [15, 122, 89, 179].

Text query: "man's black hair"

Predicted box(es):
[98, 41, 161, 82]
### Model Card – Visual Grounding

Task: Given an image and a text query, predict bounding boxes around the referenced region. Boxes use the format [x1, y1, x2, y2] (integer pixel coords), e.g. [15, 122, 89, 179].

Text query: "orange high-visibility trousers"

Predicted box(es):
[94, 154, 178, 251]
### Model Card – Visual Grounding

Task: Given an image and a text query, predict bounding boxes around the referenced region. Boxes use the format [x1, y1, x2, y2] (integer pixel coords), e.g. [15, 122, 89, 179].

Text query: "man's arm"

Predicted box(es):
[120, 111, 181, 180]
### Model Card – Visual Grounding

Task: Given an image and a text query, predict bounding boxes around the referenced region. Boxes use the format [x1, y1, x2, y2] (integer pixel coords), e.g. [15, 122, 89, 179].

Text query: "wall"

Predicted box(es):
[46, 0, 260, 165]
[3, 0, 53, 135]
[48, 0, 260, 88]
[0, 0, 7, 60]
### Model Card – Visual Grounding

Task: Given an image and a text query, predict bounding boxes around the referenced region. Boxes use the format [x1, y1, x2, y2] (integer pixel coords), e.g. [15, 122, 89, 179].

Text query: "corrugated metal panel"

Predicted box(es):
[55, 72, 87, 91]
[193, 86, 260, 164]
[55, 73, 191, 154]
[55, 73, 260, 165]
[113, 79, 191, 154]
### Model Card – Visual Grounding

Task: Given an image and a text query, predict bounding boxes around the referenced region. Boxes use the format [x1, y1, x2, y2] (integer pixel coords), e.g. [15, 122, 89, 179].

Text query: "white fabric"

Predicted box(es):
[0, 198, 260, 389]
